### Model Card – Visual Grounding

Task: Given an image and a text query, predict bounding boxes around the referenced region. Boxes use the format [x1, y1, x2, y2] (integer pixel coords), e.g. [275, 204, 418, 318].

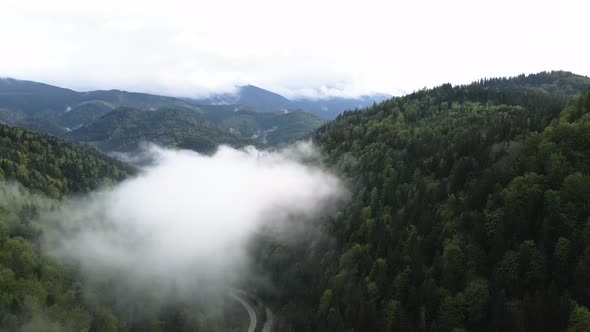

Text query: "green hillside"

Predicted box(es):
[0, 124, 130, 198]
[0, 124, 250, 331]
[0, 78, 201, 117]
[0, 124, 131, 330]
[0, 79, 324, 146]
[65, 107, 255, 153]
[198, 106, 325, 145]
[58, 100, 115, 130]
[255, 71, 590, 331]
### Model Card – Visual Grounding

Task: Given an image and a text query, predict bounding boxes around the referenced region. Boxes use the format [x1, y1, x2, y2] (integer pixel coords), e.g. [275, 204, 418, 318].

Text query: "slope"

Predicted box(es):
[254, 71, 590, 331]
[291, 94, 391, 119]
[0, 78, 202, 118]
[0, 122, 253, 331]
[188, 84, 391, 119]
[196, 105, 325, 145]
[0, 124, 130, 198]
[0, 123, 133, 330]
[237, 85, 294, 112]
[0, 79, 325, 145]
[66, 107, 255, 153]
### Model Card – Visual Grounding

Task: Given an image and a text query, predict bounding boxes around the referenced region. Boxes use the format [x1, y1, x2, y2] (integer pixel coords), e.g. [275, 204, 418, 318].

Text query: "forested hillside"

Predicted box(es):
[255, 72, 590, 331]
[65, 107, 255, 153]
[0, 125, 250, 331]
[199, 106, 325, 145]
[0, 78, 202, 117]
[0, 124, 130, 198]
[0, 125, 130, 330]
[0, 78, 326, 147]
[2, 71, 590, 331]
[188, 84, 390, 120]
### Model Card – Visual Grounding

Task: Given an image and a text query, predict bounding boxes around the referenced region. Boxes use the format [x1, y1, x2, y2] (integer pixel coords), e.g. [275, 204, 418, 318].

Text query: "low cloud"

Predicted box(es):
[40, 142, 345, 300]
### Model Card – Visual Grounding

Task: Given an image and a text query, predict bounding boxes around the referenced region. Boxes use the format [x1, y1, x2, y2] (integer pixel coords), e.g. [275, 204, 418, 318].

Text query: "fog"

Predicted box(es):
[40, 142, 345, 300]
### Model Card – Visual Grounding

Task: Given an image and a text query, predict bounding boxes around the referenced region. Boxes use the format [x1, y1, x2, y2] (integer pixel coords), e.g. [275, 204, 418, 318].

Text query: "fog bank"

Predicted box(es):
[41, 142, 345, 297]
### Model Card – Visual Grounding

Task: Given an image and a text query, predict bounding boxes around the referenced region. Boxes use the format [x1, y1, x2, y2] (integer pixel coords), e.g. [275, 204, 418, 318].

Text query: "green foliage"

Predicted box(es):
[0, 124, 133, 330]
[319, 289, 333, 314]
[568, 303, 590, 332]
[463, 279, 489, 325]
[255, 73, 590, 331]
[0, 122, 259, 331]
[65, 106, 256, 153]
[198, 106, 325, 145]
[0, 124, 130, 197]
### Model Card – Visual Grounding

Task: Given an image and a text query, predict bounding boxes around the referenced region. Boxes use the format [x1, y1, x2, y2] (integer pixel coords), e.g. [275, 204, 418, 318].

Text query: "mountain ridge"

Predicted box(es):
[0, 79, 327, 147]
[257, 70, 590, 331]
[188, 84, 391, 119]
[65, 106, 256, 153]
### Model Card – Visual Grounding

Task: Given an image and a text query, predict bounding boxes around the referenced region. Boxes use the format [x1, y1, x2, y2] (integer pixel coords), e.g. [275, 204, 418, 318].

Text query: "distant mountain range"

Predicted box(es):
[65, 106, 254, 153]
[0, 78, 345, 152]
[189, 84, 391, 119]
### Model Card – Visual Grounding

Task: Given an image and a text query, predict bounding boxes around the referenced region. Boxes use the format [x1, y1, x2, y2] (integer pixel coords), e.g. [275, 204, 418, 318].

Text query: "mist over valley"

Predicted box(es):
[1, 1, 590, 330]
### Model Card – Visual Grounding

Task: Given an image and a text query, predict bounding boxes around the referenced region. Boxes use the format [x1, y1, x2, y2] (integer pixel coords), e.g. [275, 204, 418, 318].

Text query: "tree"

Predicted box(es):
[552, 237, 572, 287]
[437, 294, 465, 332]
[463, 279, 490, 325]
[568, 304, 590, 332]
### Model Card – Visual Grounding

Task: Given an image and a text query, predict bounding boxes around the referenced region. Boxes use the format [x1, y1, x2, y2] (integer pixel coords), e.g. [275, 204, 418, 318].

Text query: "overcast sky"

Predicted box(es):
[0, 0, 588, 98]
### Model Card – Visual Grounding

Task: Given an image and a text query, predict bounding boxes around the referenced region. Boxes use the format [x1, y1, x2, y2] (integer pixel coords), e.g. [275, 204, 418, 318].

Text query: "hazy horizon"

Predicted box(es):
[3, 69, 586, 102]
[2, 0, 589, 99]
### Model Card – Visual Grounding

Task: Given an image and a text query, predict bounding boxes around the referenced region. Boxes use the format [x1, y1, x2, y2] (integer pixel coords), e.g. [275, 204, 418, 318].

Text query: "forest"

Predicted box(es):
[252, 71, 590, 331]
[0, 126, 249, 330]
[0, 125, 126, 330]
[1, 71, 590, 331]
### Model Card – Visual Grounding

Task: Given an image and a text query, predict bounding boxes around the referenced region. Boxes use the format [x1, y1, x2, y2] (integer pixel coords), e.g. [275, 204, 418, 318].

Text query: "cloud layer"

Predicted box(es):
[41, 143, 345, 295]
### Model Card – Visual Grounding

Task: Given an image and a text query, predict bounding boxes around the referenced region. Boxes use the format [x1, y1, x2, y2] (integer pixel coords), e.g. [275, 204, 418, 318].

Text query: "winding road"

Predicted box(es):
[230, 292, 257, 332]
[229, 289, 273, 332]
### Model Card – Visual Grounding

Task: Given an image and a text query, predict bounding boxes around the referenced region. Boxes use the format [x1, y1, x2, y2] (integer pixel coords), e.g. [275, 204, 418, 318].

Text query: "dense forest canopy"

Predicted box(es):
[252, 71, 590, 331]
[0, 126, 126, 330]
[64, 106, 256, 153]
[0, 124, 130, 198]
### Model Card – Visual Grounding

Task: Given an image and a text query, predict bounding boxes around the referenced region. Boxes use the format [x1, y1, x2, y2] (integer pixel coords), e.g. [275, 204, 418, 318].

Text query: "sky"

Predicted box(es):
[0, 0, 588, 98]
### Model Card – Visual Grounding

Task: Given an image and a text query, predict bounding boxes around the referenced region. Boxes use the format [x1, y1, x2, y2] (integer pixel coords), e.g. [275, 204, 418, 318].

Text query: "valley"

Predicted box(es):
[3, 0, 590, 330]
[1, 71, 590, 331]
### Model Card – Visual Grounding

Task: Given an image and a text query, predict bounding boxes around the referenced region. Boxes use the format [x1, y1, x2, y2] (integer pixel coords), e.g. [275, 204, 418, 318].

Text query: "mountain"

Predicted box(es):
[58, 100, 115, 130]
[291, 94, 391, 119]
[66, 107, 255, 153]
[236, 85, 294, 112]
[473, 70, 590, 100]
[0, 123, 130, 198]
[190, 84, 391, 119]
[195, 105, 325, 145]
[0, 77, 203, 136]
[253, 71, 590, 331]
[0, 77, 80, 117]
[0, 77, 201, 117]
[189, 85, 292, 112]
[0, 78, 324, 146]
[0, 123, 131, 330]
[3, 70, 590, 331]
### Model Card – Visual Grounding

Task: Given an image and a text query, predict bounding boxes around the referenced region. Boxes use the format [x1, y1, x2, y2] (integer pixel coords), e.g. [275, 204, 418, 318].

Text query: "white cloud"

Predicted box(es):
[0, 0, 588, 98]
[40, 143, 346, 295]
